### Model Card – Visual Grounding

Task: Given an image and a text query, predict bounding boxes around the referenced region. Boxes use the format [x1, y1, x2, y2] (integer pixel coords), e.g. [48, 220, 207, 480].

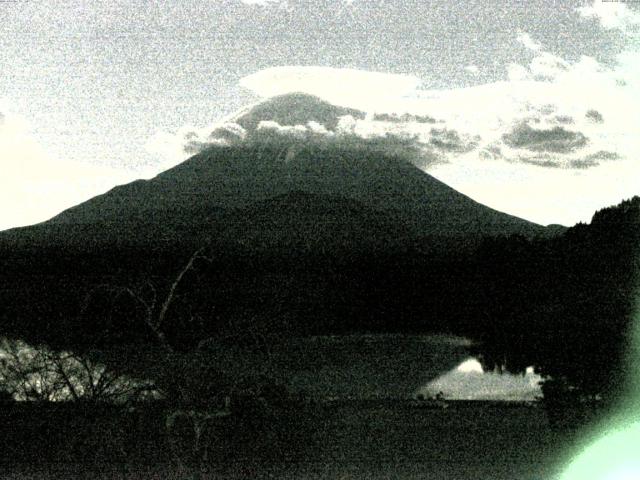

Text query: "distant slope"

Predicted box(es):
[29, 143, 549, 248]
[215, 191, 410, 252]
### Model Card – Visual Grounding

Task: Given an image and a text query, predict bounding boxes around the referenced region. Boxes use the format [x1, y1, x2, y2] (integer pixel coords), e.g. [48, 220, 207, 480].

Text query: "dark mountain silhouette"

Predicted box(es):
[2, 141, 550, 251]
[215, 190, 409, 252]
[3, 93, 551, 248]
[0, 134, 559, 353]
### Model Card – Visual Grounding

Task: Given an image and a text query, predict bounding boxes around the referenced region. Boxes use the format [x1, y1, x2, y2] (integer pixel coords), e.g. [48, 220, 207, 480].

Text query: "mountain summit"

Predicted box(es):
[233, 92, 366, 131]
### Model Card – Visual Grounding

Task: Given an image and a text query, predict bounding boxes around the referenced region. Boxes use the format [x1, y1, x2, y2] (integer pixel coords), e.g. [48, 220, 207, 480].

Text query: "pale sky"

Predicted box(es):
[1, 0, 639, 230]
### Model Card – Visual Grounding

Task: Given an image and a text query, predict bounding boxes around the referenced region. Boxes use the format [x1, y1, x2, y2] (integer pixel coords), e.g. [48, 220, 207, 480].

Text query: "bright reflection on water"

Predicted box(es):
[418, 357, 542, 401]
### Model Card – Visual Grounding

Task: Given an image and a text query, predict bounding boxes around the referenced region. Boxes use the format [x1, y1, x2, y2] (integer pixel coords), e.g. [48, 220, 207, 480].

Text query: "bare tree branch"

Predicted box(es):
[52, 354, 80, 402]
[157, 247, 209, 336]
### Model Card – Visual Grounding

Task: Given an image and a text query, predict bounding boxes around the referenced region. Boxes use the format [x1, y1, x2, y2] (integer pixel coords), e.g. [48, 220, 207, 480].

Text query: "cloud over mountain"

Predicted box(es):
[148, 46, 635, 174]
[239, 67, 422, 111]
[183, 123, 247, 155]
[428, 128, 478, 153]
[373, 112, 436, 124]
[149, 93, 447, 170]
[502, 122, 589, 154]
[145, 7, 640, 227]
[235, 92, 366, 131]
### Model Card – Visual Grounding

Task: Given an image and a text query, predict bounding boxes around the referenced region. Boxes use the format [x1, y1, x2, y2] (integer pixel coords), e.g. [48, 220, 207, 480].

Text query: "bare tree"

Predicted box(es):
[85, 247, 211, 355]
[0, 337, 156, 403]
[85, 248, 235, 476]
[76, 247, 285, 476]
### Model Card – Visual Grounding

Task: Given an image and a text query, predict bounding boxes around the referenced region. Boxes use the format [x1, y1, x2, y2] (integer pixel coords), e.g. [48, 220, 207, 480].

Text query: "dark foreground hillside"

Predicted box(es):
[1, 401, 576, 480]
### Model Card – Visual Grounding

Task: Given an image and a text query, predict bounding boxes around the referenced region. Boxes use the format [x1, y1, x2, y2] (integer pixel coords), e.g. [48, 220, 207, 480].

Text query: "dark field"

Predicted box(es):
[1, 401, 581, 480]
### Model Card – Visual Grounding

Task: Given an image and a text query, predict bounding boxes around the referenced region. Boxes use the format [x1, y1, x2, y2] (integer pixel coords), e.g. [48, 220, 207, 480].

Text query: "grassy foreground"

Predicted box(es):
[1, 400, 581, 480]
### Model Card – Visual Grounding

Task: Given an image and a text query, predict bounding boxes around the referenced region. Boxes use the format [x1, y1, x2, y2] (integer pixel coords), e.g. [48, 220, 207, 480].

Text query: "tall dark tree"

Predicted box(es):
[474, 196, 639, 409]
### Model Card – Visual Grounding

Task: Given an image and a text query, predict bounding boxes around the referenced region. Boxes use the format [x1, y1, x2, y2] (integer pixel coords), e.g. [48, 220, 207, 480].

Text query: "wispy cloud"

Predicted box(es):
[578, 0, 640, 33]
[516, 31, 542, 51]
[239, 66, 422, 111]
[585, 109, 604, 123]
[146, 22, 640, 226]
[502, 122, 588, 154]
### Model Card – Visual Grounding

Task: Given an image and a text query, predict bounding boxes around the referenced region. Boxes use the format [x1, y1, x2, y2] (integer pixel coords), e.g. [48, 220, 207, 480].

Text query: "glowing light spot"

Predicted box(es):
[560, 421, 640, 480]
[456, 358, 483, 373]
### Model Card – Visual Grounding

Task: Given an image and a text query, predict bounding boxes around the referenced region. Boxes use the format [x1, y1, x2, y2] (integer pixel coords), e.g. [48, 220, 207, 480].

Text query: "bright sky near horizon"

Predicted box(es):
[1, 0, 639, 231]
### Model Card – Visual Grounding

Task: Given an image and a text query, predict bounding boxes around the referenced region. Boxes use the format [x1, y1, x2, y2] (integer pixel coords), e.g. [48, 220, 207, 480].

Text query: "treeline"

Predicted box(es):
[471, 196, 639, 404]
[0, 198, 637, 404]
